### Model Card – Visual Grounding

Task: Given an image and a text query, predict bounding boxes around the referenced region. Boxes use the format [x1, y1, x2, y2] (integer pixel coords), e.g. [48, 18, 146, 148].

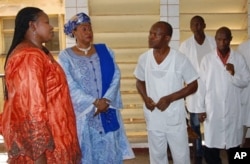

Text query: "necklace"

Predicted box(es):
[76, 45, 92, 55]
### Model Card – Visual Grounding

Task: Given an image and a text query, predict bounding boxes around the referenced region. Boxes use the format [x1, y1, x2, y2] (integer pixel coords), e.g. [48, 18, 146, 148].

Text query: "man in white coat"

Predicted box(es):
[134, 21, 199, 164]
[236, 39, 250, 146]
[179, 15, 216, 163]
[198, 27, 250, 164]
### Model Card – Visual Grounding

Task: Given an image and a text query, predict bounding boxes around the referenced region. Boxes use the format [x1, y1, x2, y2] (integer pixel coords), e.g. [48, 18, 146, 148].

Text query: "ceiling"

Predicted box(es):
[180, 0, 248, 47]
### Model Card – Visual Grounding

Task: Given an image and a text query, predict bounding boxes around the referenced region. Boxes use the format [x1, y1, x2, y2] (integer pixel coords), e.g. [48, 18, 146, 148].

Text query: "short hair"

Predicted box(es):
[216, 26, 232, 38]
[156, 21, 173, 37]
[191, 15, 205, 24]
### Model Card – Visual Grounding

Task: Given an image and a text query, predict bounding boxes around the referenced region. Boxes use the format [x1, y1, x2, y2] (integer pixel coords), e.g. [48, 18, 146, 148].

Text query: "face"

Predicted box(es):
[148, 23, 169, 49]
[32, 12, 54, 43]
[215, 30, 232, 52]
[73, 23, 93, 44]
[190, 17, 205, 34]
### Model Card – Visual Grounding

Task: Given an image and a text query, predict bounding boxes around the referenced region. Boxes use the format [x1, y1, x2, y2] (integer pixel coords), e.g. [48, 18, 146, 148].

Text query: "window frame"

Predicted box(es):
[0, 14, 65, 56]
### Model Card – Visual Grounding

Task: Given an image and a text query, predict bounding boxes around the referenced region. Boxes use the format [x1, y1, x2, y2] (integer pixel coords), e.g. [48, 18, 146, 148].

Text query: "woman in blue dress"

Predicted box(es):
[58, 12, 135, 164]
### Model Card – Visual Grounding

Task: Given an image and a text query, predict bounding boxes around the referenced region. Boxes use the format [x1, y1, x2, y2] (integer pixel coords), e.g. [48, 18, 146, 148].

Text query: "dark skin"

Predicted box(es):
[35, 154, 47, 164]
[72, 23, 95, 56]
[198, 27, 235, 122]
[190, 16, 206, 45]
[26, 11, 54, 164]
[72, 23, 111, 116]
[136, 22, 198, 112]
[93, 98, 110, 116]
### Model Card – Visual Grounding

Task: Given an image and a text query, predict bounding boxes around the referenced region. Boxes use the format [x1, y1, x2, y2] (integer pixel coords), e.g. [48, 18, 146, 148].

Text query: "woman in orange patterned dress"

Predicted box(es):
[0, 7, 81, 164]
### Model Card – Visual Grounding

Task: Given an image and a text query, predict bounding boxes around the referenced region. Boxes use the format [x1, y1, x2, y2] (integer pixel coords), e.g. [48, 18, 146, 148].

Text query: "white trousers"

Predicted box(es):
[148, 129, 190, 164]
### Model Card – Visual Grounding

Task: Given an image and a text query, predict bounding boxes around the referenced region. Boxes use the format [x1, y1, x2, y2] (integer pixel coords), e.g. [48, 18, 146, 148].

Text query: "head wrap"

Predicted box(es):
[64, 12, 91, 38]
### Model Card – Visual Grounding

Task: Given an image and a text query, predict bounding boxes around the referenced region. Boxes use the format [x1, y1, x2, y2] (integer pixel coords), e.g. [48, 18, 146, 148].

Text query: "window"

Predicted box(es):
[0, 14, 65, 55]
[1, 18, 14, 55]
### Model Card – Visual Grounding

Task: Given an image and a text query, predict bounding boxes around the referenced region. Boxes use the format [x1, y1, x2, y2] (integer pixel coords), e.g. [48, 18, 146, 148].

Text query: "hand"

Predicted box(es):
[144, 97, 156, 112]
[225, 63, 235, 76]
[93, 98, 110, 116]
[35, 153, 47, 164]
[156, 95, 172, 112]
[198, 112, 207, 123]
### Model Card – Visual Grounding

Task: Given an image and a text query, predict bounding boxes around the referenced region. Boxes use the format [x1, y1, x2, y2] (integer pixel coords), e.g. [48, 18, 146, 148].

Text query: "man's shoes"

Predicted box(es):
[195, 156, 203, 164]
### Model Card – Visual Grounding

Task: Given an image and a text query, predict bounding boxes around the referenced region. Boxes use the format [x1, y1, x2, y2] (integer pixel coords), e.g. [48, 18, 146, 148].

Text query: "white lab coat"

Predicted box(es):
[237, 40, 250, 126]
[197, 49, 250, 149]
[179, 35, 216, 113]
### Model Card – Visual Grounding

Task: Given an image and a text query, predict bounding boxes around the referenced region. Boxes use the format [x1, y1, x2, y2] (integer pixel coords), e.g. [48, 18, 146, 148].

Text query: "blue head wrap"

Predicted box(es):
[64, 12, 91, 38]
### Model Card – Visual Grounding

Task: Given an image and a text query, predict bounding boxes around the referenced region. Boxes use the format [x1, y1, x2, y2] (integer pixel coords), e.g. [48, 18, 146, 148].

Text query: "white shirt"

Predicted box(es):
[134, 48, 199, 132]
[179, 35, 216, 113]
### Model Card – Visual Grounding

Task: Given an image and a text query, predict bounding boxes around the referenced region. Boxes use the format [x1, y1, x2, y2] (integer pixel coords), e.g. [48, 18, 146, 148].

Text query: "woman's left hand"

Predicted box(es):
[94, 98, 110, 116]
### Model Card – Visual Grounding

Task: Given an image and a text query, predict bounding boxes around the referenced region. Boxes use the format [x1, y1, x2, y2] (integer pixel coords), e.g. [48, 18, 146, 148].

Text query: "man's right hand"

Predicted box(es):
[198, 112, 207, 123]
[145, 97, 156, 112]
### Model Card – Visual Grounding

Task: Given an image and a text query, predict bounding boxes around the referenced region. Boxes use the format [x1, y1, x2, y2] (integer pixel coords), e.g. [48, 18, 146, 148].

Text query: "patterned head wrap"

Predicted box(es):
[64, 12, 91, 38]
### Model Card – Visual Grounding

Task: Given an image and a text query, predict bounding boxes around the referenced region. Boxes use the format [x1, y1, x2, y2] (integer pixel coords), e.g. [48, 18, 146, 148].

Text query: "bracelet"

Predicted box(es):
[106, 100, 110, 105]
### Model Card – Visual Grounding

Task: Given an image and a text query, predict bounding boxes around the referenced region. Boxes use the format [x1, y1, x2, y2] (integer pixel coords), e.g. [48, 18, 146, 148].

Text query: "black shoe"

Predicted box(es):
[194, 156, 203, 164]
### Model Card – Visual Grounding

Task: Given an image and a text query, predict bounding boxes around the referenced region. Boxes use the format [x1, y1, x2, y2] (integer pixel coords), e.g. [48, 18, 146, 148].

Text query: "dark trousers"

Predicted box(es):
[204, 145, 240, 164]
[190, 113, 203, 157]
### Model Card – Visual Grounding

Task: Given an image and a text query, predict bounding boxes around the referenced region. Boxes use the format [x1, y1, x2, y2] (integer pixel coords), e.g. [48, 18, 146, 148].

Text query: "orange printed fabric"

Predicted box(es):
[1, 43, 81, 163]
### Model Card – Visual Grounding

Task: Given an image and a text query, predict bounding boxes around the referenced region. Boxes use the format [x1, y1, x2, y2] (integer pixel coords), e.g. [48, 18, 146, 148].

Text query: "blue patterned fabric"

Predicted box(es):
[58, 44, 135, 163]
[64, 12, 91, 38]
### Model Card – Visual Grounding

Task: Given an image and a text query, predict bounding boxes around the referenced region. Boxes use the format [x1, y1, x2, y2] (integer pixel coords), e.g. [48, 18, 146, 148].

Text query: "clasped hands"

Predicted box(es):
[93, 98, 110, 117]
[145, 96, 172, 112]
